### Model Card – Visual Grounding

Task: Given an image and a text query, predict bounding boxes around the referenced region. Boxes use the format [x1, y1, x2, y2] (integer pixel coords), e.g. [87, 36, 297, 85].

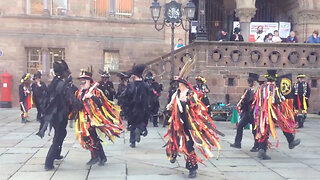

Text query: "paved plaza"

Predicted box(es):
[0, 108, 320, 180]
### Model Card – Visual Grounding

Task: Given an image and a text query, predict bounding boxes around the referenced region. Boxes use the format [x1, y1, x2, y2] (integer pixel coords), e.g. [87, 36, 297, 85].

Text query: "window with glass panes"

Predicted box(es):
[26, 48, 42, 74]
[49, 48, 65, 69]
[52, 0, 68, 15]
[104, 51, 119, 71]
[27, 0, 43, 15]
[94, 0, 132, 17]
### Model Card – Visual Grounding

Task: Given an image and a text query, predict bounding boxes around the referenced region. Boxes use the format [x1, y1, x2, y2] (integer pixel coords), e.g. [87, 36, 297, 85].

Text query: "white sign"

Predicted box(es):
[279, 22, 291, 38]
[191, 21, 198, 34]
[233, 21, 240, 31]
[3, 83, 7, 88]
[250, 22, 279, 35]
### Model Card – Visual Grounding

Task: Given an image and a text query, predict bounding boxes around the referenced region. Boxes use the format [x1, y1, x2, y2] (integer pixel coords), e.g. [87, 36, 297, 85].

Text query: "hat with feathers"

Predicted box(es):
[78, 65, 93, 80]
[175, 56, 195, 85]
[264, 69, 278, 81]
[297, 73, 306, 79]
[21, 73, 31, 83]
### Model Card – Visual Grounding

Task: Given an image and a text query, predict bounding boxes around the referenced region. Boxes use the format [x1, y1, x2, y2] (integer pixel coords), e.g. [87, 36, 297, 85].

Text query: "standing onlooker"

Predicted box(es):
[272, 30, 282, 43]
[306, 30, 320, 43]
[254, 26, 266, 43]
[230, 27, 244, 41]
[19, 73, 32, 123]
[216, 29, 229, 41]
[264, 33, 273, 43]
[174, 38, 185, 50]
[287, 31, 298, 43]
[32, 71, 48, 131]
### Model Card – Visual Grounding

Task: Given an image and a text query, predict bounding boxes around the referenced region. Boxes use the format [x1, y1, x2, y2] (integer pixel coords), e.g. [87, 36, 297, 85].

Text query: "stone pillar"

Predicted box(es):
[196, 0, 207, 40]
[110, 0, 115, 16]
[235, 0, 256, 42]
[42, 48, 50, 79]
[43, 0, 50, 15]
[235, 8, 256, 42]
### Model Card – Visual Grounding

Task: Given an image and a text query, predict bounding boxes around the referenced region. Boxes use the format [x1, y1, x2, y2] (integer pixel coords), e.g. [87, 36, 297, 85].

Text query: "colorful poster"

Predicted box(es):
[250, 22, 279, 35]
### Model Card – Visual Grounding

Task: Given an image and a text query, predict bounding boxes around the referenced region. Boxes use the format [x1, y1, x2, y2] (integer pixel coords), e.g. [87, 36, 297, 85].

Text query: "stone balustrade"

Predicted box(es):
[146, 41, 320, 113]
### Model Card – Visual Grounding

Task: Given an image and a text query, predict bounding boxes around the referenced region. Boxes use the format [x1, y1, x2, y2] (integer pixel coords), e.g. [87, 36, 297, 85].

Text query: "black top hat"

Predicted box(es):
[131, 64, 146, 78]
[53, 60, 69, 77]
[297, 73, 306, 79]
[120, 72, 130, 80]
[78, 69, 93, 80]
[248, 73, 259, 81]
[100, 71, 110, 78]
[264, 69, 278, 81]
[21, 73, 31, 83]
[145, 71, 154, 81]
[33, 71, 42, 80]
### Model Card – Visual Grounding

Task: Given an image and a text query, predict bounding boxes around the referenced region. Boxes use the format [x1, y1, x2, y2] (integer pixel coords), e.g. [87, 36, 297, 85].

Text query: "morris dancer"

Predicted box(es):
[293, 73, 311, 128]
[75, 68, 124, 166]
[165, 59, 222, 178]
[19, 73, 33, 123]
[253, 70, 301, 160]
[230, 73, 259, 152]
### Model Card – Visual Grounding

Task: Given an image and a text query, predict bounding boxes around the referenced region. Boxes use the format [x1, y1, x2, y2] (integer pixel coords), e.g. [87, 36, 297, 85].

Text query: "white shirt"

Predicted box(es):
[255, 32, 266, 43]
[272, 36, 282, 43]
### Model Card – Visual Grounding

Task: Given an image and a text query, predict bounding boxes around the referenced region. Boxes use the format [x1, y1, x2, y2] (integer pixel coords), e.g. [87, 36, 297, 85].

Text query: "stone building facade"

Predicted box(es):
[0, 0, 319, 113]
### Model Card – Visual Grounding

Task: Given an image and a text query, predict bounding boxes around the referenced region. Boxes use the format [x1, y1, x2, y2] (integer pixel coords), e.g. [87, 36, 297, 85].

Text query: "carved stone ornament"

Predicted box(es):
[235, 8, 257, 22]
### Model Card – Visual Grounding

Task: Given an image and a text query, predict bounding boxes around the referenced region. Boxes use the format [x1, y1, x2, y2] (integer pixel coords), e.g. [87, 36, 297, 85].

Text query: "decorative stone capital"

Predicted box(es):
[235, 8, 256, 23]
[295, 10, 320, 24]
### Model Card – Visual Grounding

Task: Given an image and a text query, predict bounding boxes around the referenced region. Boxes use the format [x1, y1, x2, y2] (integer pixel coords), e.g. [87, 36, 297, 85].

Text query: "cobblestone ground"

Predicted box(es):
[0, 108, 320, 180]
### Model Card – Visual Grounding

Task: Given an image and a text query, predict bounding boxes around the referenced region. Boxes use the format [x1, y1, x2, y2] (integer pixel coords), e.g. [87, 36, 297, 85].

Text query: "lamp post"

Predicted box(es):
[150, 0, 196, 79]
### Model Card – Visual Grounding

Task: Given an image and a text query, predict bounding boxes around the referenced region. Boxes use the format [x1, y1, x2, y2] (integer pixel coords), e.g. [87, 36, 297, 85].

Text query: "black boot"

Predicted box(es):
[45, 143, 59, 170]
[230, 143, 241, 149]
[86, 151, 100, 166]
[258, 149, 271, 160]
[170, 154, 177, 163]
[186, 152, 198, 178]
[289, 139, 301, 149]
[250, 146, 259, 152]
[97, 144, 107, 166]
[188, 169, 197, 178]
[134, 128, 141, 143]
[45, 165, 55, 171]
[153, 115, 158, 127]
[130, 142, 136, 148]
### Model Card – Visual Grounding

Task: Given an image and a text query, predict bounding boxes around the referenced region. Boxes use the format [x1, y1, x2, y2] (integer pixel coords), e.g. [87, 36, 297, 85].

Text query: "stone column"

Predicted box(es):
[235, 8, 256, 42]
[109, 0, 115, 16]
[42, 48, 50, 80]
[196, 0, 207, 40]
[43, 0, 50, 15]
[235, 0, 256, 42]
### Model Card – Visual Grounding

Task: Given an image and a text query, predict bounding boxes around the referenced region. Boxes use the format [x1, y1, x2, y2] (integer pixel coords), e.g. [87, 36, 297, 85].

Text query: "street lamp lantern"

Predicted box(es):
[150, 0, 195, 78]
[150, 0, 161, 22]
[185, 0, 196, 20]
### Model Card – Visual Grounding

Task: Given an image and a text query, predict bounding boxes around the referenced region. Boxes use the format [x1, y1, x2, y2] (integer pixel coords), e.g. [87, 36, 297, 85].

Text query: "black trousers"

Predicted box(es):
[259, 130, 294, 151]
[45, 119, 68, 167]
[84, 127, 106, 159]
[129, 122, 147, 144]
[234, 113, 257, 147]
